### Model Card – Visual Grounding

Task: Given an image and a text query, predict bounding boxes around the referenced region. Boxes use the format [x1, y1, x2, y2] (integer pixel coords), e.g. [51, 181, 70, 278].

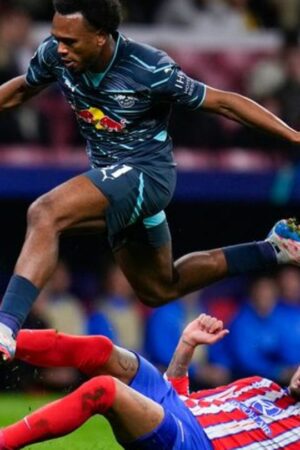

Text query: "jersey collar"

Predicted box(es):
[84, 31, 123, 88]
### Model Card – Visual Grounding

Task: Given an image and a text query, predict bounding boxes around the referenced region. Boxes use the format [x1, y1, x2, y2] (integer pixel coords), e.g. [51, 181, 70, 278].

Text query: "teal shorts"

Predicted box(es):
[84, 162, 176, 250]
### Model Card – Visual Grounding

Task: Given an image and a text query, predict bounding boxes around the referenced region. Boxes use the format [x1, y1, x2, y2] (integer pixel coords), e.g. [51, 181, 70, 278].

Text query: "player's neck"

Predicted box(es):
[90, 34, 116, 73]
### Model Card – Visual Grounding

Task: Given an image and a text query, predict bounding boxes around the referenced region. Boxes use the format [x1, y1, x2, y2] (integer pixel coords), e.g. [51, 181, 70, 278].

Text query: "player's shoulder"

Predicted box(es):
[123, 34, 177, 73]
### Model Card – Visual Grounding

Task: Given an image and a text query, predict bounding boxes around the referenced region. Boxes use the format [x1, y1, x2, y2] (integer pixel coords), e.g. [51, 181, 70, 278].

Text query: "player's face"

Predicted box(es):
[51, 12, 107, 72]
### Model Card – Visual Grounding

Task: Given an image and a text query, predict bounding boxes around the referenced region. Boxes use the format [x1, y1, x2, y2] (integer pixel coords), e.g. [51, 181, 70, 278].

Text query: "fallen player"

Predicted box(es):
[0, 313, 299, 449]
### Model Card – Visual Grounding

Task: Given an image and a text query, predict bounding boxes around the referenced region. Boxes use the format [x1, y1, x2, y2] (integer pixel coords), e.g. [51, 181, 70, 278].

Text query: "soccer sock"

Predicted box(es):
[0, 275, 40, 335]
[16, 330, 113, 376]
[223, 241, 277, 276]
[1, 376, 116, 449]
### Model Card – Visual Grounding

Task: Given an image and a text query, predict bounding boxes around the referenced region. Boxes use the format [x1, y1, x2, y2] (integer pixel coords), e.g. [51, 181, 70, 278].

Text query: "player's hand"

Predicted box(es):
[289, 366, 300, 400]
[181, 313, 229, 348]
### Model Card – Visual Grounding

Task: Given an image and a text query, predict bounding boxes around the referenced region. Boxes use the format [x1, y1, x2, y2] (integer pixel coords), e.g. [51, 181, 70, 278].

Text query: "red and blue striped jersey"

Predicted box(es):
[168, 375, 300, 449]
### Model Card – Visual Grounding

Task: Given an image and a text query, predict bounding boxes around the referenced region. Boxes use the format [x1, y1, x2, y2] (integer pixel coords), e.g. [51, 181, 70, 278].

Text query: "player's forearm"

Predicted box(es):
[0, 75, 40, 111]
[166, 338, 195, 378]
[208, 90, 298, 143]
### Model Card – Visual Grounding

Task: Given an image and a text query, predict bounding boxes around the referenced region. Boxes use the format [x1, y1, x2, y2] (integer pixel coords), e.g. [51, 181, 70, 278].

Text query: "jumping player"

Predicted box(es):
[0, 0, 300, 360]
[0, 313, 299, 449]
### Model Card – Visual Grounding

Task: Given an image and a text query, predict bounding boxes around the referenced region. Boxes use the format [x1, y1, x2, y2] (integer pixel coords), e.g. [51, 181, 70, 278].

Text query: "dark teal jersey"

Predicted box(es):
[26, 32, 206, 169]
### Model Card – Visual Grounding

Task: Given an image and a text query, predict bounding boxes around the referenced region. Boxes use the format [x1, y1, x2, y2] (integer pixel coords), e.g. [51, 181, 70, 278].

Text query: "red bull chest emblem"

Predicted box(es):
[76, 107, 126, 132]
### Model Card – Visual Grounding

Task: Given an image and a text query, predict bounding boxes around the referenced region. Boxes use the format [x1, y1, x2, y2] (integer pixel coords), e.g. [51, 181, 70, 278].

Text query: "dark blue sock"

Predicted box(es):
[223, 241, 277, 276]
[0, 275, 40, 335]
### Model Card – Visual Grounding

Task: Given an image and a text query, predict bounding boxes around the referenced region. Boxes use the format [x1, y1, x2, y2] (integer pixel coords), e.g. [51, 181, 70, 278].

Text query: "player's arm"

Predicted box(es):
[166, 314, 229, 392]
[288, 366, 300, 400]
[202, 86, 300, 144]
[0, 75, 46, 111]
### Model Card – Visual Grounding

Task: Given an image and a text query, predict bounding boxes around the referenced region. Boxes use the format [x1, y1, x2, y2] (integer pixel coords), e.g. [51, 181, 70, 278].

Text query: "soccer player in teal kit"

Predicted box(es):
[0, 0, 300, 359]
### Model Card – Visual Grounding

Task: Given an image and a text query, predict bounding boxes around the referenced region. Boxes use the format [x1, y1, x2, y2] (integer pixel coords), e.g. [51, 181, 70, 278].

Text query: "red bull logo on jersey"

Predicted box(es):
[76, 107, 126, 132]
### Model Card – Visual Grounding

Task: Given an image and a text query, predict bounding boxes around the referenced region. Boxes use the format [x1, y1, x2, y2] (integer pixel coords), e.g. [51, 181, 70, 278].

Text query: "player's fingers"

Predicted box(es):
[198, 313, 210, 322]
[214, 329, 230, 341]
[198, 314, 223, 334]
[196, 313, 206, 324]
[198, 314, 211, 328]
[204, 316, 216, 331]
[209, 319, 224, 333]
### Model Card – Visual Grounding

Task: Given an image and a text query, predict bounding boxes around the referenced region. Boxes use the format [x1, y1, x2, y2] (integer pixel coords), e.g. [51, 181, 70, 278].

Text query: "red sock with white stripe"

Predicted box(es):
[16, 329, 113, 375]
[0, 375, 116, 449]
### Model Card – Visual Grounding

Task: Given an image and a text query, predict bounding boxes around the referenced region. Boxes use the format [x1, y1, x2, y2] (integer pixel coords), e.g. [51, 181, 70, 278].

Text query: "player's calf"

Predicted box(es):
[15, 330, 138, 383]
[0, 375, 117, 449]
[16, 330, 113, 373]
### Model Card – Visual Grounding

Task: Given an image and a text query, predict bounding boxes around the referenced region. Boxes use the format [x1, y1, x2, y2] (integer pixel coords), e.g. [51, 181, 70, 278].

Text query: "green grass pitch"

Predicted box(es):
[0, 393, 122, 450]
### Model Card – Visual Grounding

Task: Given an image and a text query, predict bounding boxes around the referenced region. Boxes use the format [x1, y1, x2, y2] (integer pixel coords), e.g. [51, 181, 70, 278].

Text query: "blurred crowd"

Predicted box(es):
[1, 259, 300, 392]
[0, 0, 299, 31]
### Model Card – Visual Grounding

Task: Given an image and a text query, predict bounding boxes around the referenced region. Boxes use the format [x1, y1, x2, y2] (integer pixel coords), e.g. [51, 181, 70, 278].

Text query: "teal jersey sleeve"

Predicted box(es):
[151, 58, 206, 110]
[26, 37, 58, 87]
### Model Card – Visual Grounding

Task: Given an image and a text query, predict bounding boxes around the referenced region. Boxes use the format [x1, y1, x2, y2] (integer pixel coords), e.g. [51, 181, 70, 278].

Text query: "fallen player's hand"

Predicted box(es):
[182, 313, 229, 348]
[289, 366, 300, 400]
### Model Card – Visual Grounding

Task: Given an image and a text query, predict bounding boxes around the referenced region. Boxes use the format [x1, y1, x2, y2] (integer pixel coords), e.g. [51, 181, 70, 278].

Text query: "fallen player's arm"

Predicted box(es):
[0, 75, 46, 111]
[202, 86, 300, 144]
[288, 366, 300, 400]
[165, 334, 195, 380]
[166, 313, 229, 392]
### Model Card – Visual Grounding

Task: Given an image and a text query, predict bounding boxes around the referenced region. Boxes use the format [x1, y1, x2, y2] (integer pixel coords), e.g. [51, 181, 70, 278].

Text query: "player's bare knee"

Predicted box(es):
[27, 194, 58, 232]
[137, 287, 175, 308]
[111, 347, 139, 384]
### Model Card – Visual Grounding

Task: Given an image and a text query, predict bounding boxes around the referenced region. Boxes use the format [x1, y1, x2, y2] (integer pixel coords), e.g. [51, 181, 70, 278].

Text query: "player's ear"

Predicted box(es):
[96, 31, 107, 47]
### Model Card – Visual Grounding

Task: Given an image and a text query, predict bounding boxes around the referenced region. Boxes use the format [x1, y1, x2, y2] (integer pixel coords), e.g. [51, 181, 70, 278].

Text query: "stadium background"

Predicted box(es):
[0, 1, 300, 447]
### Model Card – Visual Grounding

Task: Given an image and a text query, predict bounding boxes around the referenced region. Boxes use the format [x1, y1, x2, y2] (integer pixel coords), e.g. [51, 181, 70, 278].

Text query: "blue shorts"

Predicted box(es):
[120, 355, 212, 450]
[84, 162, 176, 250]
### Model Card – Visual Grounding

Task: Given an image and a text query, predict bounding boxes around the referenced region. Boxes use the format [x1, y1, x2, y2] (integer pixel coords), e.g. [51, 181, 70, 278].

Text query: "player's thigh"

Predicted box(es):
[108, 354, 209, 450]
[107, 356, 200, 449]
[86, 164, 174, 245]
[31, 174, 109, 230]
[93, 346, 139, 386]
[115, 239, 176, 302]
[106, 379, 165, 443]
[112, 213, 178, 304]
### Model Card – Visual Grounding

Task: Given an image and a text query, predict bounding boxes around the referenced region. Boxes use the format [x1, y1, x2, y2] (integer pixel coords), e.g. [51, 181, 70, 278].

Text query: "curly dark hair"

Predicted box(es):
[52, 0, 122, 33]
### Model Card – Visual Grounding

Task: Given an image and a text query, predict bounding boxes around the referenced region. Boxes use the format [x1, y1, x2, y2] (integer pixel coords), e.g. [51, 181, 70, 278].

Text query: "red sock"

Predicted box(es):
[2, 375, 116, 449]
[16, 330, 113, 375]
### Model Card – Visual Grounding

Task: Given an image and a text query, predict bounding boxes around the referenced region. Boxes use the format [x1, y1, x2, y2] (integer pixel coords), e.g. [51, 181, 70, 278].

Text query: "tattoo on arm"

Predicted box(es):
[166, 340, 195, 379]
